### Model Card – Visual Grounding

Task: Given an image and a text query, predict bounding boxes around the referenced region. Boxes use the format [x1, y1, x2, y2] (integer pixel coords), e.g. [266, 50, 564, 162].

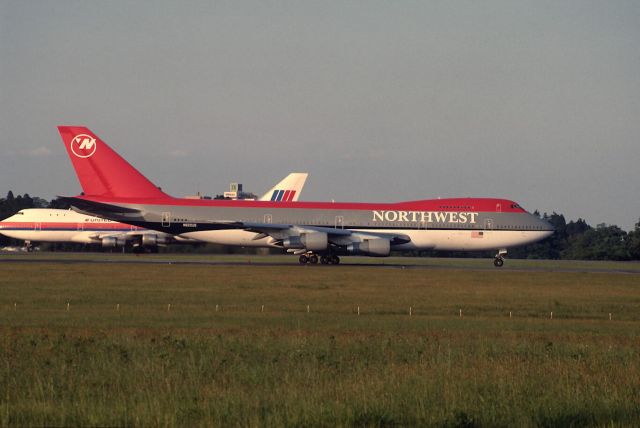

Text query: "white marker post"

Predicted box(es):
[357, 306, 360, 316]
[550, 311, 553, 320]
[261, 305, 264, 313]
[409, 307, 412, 317]
[459, 309, 462, 318]
[307, 305, 310, 313]
[66, 302, 70, 312]
[167, 304, 171, 312]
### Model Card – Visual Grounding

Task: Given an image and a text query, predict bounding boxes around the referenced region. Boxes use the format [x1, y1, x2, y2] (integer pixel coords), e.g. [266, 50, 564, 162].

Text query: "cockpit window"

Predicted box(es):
[511, 204, 522, 209]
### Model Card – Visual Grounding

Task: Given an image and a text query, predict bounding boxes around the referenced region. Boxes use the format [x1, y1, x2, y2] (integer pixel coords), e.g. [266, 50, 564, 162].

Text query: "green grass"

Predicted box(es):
[1, 256, 639, 426]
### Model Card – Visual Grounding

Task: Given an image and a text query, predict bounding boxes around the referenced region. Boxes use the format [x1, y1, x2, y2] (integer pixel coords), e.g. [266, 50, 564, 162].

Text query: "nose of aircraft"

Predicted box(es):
[534, 214, 555, 237]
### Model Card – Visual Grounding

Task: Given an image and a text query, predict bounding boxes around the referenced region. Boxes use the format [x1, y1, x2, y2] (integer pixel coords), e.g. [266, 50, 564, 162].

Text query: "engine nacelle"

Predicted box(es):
[141, 234, 168, 247]
[283, 232, 328, 251]
[282, 236, 303, 249]
[347, 238, 391, 257]
[102, 236, 126, 248]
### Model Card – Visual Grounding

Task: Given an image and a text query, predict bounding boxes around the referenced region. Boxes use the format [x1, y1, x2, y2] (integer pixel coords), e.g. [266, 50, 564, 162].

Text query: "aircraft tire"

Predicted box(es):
[331, 255, 340, 265]
[309, 254, 319, 264]
[299, 255, 309, 264]
[493, 257, 504, 267]
[320, 255, 329, 265]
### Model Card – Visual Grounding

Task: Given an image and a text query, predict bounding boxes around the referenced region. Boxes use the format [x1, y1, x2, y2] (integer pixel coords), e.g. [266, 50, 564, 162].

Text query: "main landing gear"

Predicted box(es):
[299, 253, 340, 265]
[494, 249, 507, 267]
[23, 241, 34, 252]
[298, 254, 317, 264]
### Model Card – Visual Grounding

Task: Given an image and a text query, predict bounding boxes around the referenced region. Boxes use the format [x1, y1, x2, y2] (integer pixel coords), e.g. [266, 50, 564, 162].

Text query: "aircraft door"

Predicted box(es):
[335, 216, 344, 229]
[161, 212, 171, 227]
[264, 214, 272, 224]
[34, 223, 41, 231]
[484, 219, 494, 230]
[77, 223, 84, 231]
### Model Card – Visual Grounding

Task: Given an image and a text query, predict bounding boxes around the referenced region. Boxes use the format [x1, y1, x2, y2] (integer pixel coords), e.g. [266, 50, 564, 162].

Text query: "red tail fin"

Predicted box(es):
[58, 126, 169, 199]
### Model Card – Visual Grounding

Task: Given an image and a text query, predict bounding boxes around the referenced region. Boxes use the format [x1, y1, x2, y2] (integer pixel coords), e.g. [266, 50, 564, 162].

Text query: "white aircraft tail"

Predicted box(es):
[259, 173, 308, 202]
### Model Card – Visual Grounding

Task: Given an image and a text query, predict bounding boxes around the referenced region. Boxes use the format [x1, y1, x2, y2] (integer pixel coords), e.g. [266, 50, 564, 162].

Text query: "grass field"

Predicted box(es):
[1, 254, 639, 426]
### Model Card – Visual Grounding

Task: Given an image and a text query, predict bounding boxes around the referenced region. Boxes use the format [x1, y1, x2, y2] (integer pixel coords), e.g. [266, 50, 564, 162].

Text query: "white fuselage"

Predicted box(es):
[0, 209, 173, 246]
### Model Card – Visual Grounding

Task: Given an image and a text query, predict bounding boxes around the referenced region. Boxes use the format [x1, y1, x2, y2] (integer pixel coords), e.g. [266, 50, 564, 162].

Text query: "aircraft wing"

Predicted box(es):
[241, 222, 411, 249]
[63, 197, 245, 229]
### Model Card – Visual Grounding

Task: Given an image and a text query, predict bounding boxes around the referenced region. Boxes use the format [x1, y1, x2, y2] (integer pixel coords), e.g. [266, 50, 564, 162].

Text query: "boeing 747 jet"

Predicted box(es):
[0, 173, 308, 252]
[57, 126, 553, 266]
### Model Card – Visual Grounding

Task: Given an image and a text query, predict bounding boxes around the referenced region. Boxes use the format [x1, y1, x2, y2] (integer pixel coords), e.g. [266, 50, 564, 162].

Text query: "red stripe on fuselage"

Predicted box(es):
[0, 222, 142, 231]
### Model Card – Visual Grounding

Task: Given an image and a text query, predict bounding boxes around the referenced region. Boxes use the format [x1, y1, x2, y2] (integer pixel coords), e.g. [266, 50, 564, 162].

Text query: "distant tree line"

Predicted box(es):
[507, 212, 640, 261]
[1, 191, 640, 260]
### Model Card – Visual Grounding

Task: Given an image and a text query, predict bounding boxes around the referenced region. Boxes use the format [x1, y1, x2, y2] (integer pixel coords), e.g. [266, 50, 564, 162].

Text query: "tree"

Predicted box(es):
[565, 218, 590, 239]
[627, 218, 640, 260]
[48, 197, 72, 209]
[0, 190, 39, 219]
[564, 223, 629, 261]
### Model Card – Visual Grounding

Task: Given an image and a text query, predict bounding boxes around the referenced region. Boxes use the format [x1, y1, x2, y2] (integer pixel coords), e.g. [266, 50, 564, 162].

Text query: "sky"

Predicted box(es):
[1, 1, 639, 230]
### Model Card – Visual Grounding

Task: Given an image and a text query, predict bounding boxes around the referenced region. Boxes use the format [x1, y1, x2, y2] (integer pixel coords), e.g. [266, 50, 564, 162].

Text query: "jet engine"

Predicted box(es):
[283, 232, 328, 251]
[346, 238, 390, 256]
[101, 236, 126, 248]
[141, 234, 168, 247]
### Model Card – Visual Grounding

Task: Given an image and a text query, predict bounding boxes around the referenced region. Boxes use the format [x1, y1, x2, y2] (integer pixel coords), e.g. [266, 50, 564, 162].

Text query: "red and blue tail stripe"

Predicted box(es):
[270, 190, 297, 202]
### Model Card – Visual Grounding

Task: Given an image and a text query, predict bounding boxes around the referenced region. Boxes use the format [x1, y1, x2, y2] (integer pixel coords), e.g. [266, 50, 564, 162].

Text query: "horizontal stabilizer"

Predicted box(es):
[59, 196, 142, 219]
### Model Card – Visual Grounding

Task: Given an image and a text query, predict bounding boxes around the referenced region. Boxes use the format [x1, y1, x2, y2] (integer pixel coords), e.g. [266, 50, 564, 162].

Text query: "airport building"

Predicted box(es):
[184, 182, 257, 200]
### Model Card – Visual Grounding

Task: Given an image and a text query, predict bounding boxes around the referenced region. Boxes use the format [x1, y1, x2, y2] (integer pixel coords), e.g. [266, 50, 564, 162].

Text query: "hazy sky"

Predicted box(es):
[1, 1, 639, 229]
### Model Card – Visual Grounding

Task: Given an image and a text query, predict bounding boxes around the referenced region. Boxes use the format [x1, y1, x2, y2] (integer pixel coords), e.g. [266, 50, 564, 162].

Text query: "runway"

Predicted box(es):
[2, 252, 639, 275]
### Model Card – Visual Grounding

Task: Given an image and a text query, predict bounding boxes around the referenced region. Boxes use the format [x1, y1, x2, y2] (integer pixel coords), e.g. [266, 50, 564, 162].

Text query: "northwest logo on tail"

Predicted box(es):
[70, 134, 97, 158]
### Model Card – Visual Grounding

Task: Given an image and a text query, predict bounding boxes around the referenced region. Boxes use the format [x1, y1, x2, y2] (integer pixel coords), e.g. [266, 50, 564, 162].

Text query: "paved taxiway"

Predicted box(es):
[1, 253, 639, 275]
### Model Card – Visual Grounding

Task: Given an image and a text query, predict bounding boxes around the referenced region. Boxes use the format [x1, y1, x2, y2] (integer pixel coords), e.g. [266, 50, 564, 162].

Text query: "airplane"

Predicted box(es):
[57, 126, 554, 266]
[0, 173, 309, 252]
[0, 208, 185, 252]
